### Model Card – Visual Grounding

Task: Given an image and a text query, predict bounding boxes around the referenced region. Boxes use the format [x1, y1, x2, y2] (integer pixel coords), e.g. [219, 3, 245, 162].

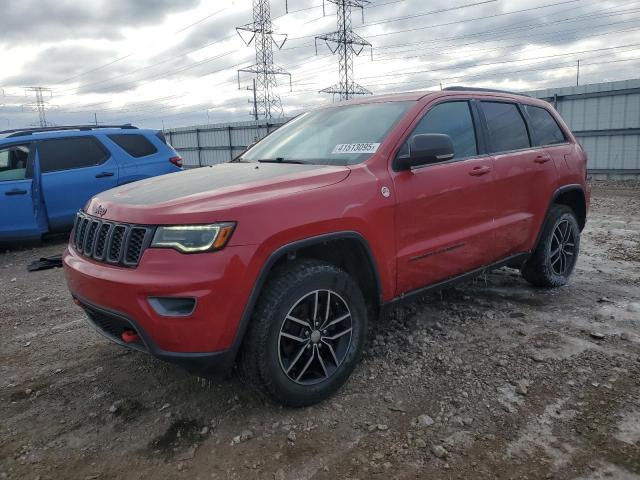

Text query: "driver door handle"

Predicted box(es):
[5, 188, 27, 196]
[95, 172, 114, 178]
[468, 165, 491, 176]
[534, 155, 552, 164]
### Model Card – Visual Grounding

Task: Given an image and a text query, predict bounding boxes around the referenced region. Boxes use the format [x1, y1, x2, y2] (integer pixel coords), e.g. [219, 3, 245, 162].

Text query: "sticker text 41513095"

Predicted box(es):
[332, 143, 381, 154]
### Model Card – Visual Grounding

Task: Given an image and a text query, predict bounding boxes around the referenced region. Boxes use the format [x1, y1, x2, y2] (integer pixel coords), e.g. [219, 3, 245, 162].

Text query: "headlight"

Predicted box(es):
[151, 223, 235, 253]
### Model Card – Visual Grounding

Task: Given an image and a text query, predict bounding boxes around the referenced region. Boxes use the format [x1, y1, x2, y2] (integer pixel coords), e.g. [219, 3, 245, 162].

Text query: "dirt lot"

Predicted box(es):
[1, 181, 639, 480]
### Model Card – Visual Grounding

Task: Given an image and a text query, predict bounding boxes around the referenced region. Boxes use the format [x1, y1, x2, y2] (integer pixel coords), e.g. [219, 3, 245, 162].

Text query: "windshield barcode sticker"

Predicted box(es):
[332, 143, 381, 154]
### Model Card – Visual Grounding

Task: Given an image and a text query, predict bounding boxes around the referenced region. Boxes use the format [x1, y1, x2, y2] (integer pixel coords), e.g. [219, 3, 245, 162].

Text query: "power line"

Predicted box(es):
[377, 3, 640, 51]
[371, 18, 640, 61]
[54, 5, 234, 85]
[54, 0, 629, 101]
[358, 43, 640, 81]
[354, 0, 498, 29]
[56, 38, 640, 121]
[7, 0, 640, 127]
[27, 7, 640, 116]
[290, 1, 640, 81]
[52, 52, 640, 127]
[130, 54, 640, 127]
[287, 0, 581, 41]
[54, 33, 240, 96]
[279, 0, 607, 52]
[355, 53, 640, 88]
[175, 6, 229, 33]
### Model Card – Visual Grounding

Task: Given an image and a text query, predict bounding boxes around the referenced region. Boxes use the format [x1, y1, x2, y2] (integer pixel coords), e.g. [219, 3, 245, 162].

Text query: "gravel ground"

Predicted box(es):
[1, 181, 639, 480]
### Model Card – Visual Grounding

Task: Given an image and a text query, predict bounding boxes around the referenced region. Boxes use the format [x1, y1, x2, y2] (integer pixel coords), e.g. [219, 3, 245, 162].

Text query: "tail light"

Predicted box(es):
[169, 156, 183, 168]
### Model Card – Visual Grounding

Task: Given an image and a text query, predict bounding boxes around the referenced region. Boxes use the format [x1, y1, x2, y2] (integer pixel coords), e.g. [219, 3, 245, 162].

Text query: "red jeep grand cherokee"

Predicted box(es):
[64, 88, 589, 406]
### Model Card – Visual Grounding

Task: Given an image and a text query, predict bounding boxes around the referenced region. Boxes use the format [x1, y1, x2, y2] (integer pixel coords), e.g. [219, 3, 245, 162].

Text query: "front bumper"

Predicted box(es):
[75, 296, 233, 375]
[63, 242, 258, 374]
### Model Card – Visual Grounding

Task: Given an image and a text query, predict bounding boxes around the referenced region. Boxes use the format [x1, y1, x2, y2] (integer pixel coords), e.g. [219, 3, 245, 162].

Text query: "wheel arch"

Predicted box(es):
[532, 184, 586, 253]
[553, 185, 586, 231]
[228, 232, 383, 364]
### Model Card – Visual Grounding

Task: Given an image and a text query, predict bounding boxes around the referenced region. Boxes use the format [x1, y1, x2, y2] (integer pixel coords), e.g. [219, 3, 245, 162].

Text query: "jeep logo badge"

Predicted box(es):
[92, 204, 107, 217]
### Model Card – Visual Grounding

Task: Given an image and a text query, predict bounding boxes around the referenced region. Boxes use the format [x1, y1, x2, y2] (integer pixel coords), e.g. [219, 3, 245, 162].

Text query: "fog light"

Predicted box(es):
[148, 297, 196, 317]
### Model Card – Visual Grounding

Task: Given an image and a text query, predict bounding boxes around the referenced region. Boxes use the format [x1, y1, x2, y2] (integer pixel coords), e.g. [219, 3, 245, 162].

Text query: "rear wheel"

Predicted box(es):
[239, 259, 367, 407]
[522, 204, 580, 288]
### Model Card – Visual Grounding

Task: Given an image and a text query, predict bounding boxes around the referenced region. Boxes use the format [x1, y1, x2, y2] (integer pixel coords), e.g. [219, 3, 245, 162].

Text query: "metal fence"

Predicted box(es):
[165, 118, 290, 168]
[166, 79, 640, 178]
[528, 79, 640, 179]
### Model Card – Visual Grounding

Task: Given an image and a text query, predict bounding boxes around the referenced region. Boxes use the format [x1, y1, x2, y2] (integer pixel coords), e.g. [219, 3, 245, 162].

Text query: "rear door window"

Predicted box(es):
[0, 144, 30, 181]
[39, 137, 109, 173]
[108, 134, 158, 158]
[398, 101, 478, 161]
[481, 102, 531, 153]
[523, 105, 567, 146]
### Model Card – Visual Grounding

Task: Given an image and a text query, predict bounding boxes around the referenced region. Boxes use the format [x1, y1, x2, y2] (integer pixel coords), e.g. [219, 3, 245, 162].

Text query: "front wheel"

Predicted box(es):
[239, 259, 368, 407]
[522, 204, 581, 288]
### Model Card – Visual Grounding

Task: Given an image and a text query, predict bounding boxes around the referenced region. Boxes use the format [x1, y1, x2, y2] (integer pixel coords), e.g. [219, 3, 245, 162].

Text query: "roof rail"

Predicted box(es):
[443, 86, 530, 97]
[1, 124, 138, 138]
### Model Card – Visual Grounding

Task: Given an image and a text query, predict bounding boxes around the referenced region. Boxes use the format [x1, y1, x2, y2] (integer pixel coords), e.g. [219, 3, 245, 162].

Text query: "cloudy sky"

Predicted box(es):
[0, 0, 639, 130]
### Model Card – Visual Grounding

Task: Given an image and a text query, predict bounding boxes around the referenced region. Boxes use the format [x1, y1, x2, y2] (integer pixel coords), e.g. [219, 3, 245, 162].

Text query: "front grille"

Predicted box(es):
[71, 212, 155, 267]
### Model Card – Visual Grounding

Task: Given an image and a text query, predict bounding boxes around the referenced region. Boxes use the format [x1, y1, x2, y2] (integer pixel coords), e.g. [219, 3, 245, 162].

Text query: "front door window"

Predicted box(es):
[0, 144, 30, 182]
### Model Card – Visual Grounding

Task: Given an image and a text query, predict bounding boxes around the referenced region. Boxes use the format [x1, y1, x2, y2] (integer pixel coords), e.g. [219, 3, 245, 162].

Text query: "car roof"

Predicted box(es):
[0, 125, 157, 144]
[312, 87, 551, 111]
[328, 91, 436, 106]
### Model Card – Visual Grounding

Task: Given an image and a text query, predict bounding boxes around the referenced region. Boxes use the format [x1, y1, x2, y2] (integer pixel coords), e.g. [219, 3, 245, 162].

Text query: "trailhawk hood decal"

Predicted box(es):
[86, 162, 351, 224]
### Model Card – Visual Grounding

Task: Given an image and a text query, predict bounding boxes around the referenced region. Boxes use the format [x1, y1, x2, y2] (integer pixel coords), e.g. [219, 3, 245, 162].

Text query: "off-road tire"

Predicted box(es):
[238, 259, 368, 407]
[522, 204, 580, 288]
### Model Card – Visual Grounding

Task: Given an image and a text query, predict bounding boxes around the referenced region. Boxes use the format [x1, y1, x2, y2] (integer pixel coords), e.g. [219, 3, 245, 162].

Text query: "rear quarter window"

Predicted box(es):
[39, 137, 109, 173]
[108, 134, 158, 158]
[523, 105, 567, 146]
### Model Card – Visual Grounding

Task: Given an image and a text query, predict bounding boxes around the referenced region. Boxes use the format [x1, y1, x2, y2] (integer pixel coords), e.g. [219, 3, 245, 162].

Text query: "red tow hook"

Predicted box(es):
[121, 330, 140, 343]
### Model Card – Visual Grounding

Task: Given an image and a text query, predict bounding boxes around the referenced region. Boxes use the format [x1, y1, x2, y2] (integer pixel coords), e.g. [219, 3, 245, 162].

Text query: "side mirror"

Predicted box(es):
[395, 133, 455, 171]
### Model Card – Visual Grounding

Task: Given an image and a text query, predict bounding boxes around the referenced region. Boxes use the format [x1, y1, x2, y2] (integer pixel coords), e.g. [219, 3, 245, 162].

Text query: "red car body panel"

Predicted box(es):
[63, 89, 590, 371]
[65, 244, 258, 352]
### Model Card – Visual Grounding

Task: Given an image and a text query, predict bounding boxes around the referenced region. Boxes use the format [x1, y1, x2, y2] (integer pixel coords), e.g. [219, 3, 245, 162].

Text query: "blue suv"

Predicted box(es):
[0, 125, 183, 242]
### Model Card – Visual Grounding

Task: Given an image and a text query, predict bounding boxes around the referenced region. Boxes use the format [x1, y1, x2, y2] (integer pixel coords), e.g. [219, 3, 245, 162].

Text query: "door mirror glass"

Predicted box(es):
[396, 134, 455, 170]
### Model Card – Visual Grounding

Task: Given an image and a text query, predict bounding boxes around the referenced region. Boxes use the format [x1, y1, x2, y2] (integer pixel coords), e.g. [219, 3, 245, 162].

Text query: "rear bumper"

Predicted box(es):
[63, 242, 259, 374]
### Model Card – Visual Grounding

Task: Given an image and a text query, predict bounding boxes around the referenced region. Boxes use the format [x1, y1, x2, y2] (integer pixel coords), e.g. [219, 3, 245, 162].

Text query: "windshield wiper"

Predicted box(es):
[257, 158, 307, 164]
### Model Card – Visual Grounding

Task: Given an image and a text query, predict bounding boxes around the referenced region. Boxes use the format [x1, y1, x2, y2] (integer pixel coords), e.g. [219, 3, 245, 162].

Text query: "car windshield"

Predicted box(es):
[239, 101, 414, 166]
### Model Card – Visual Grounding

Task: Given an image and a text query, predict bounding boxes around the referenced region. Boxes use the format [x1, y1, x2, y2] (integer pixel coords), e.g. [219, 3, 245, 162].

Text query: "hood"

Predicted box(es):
[86, 162, 351, 224]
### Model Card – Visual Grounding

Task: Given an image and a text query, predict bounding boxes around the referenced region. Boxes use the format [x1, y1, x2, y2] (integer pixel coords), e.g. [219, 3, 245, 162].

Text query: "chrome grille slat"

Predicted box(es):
[71, 212, 153, 268]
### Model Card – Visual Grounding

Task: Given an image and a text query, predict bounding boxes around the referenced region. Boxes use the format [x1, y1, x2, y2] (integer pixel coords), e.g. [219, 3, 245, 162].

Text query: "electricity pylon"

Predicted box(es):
[237, 0, 291, 119]
[24, 86, 53, 127]
[315, 0, 373, 101]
